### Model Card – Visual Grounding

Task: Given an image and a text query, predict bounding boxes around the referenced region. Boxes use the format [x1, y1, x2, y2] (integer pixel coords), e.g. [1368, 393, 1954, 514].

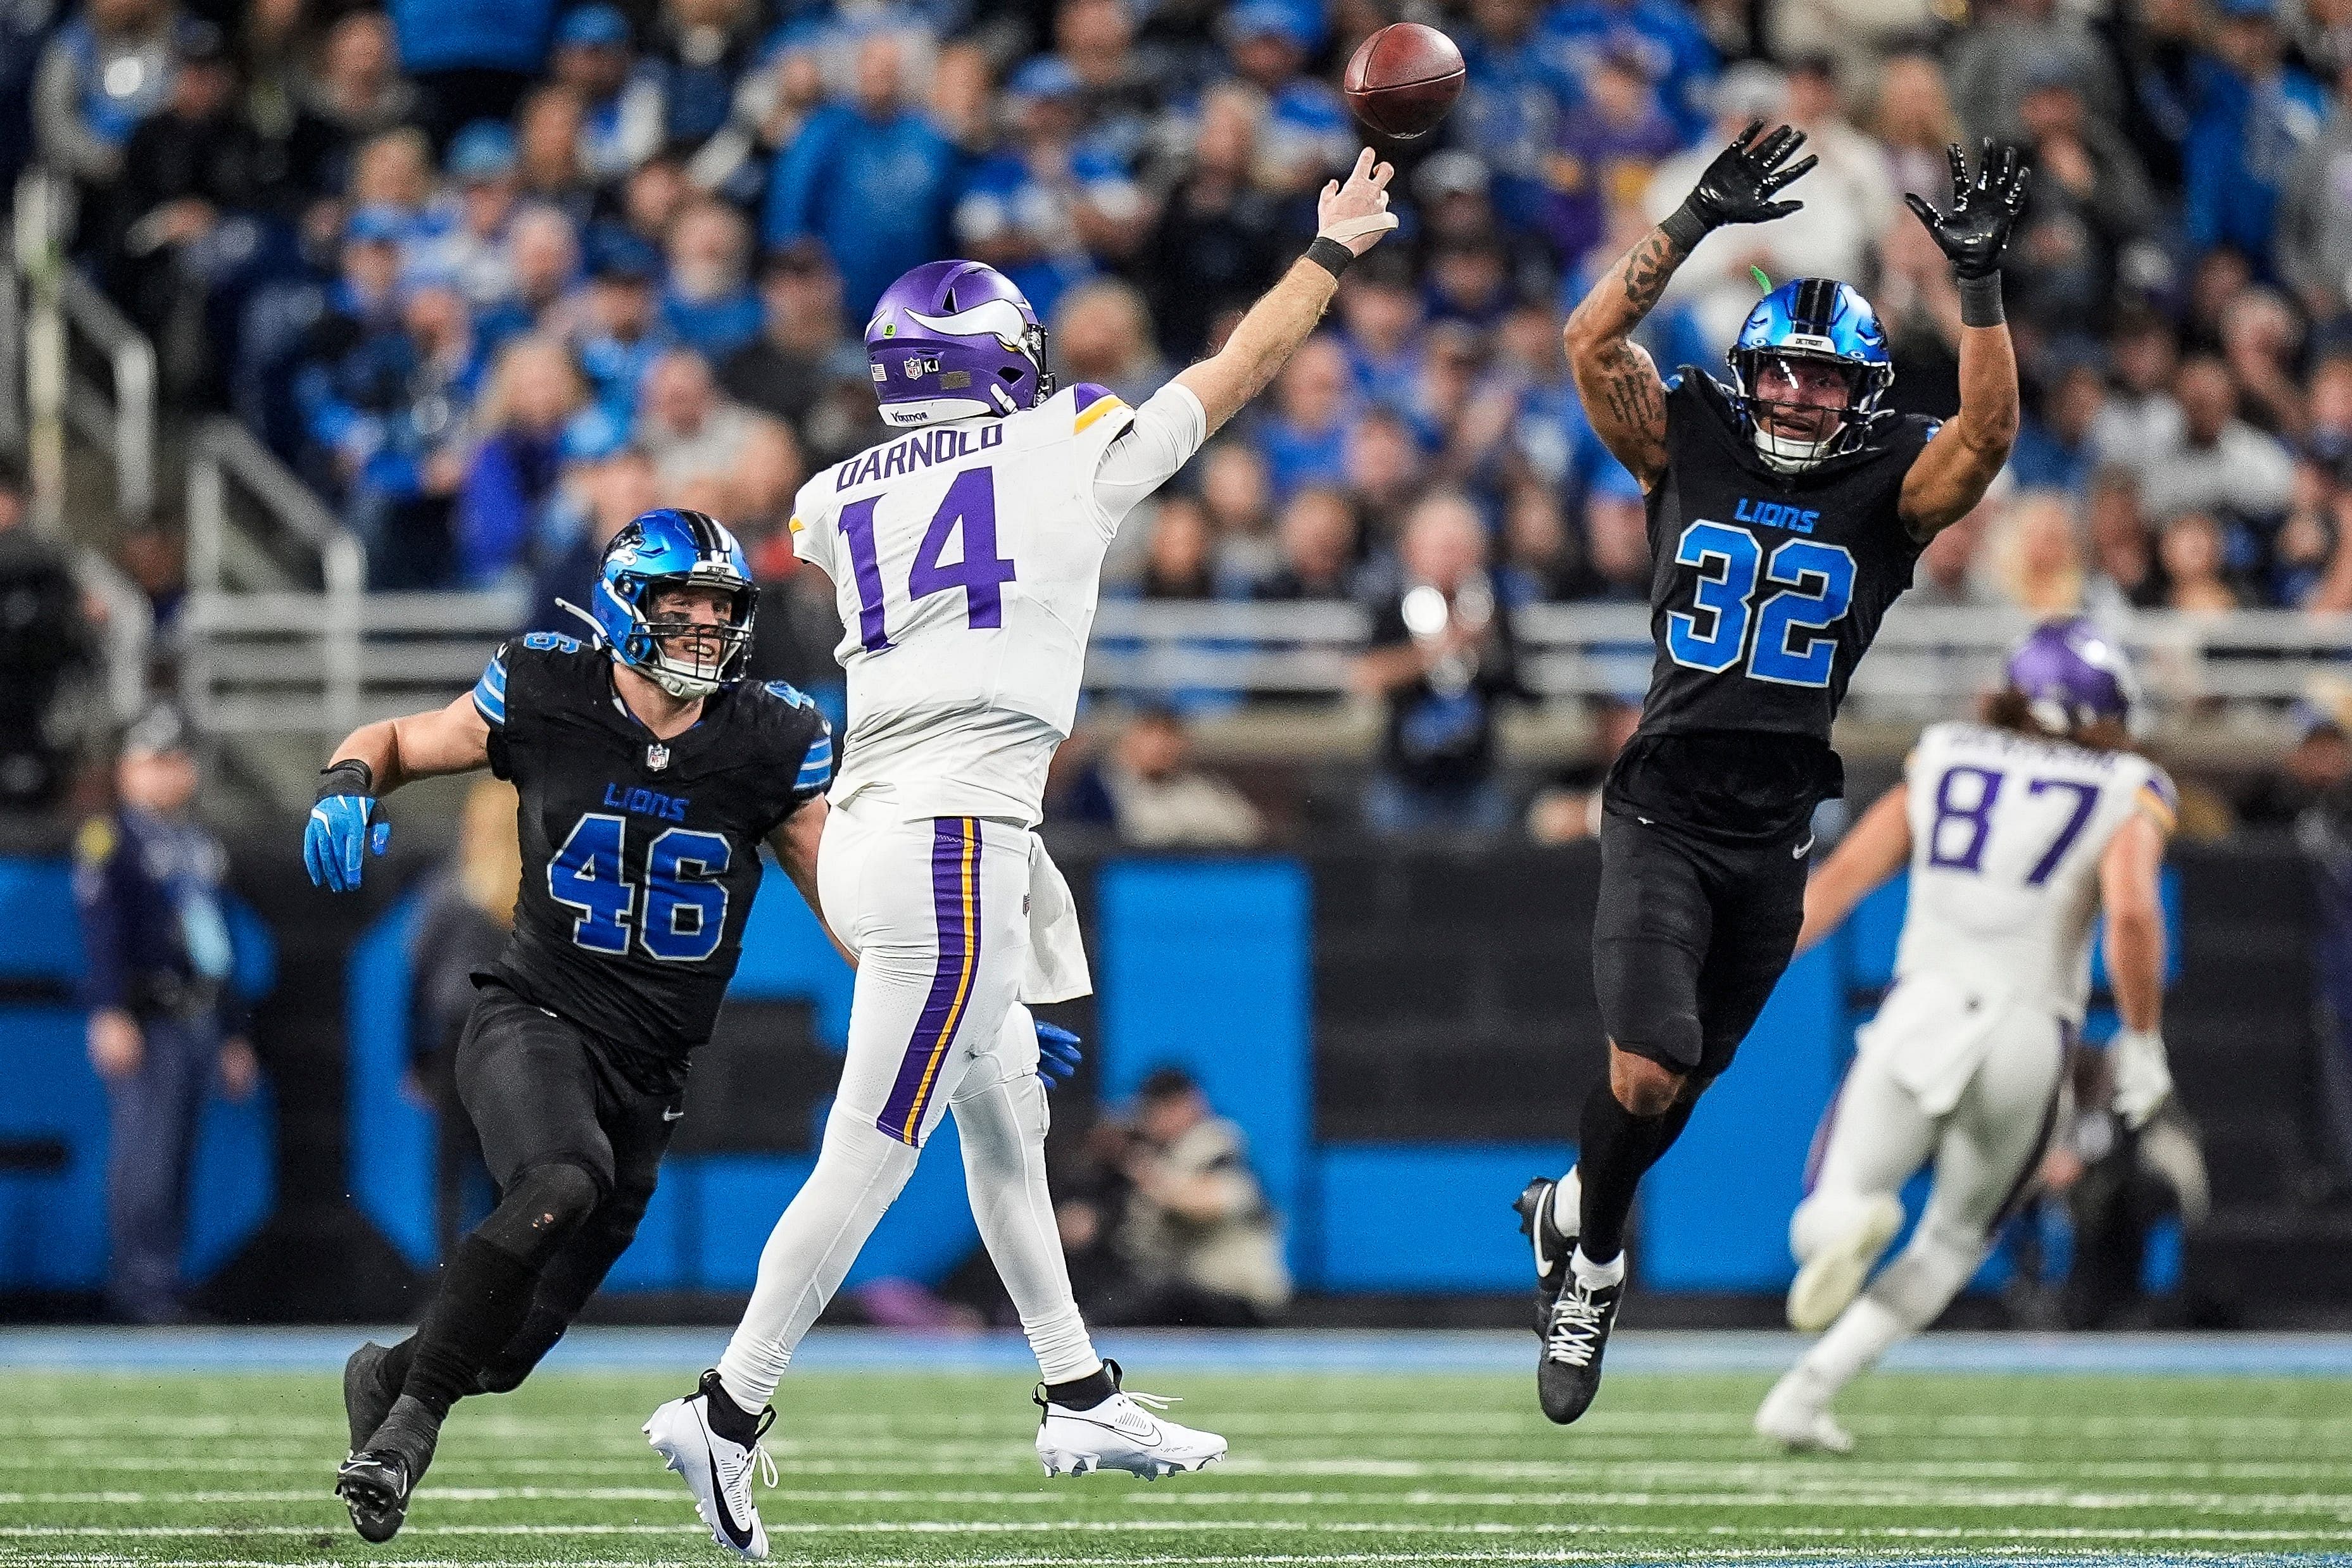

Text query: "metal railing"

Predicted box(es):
[167, 590, 2352, 743]
[185, 417, 368, 736]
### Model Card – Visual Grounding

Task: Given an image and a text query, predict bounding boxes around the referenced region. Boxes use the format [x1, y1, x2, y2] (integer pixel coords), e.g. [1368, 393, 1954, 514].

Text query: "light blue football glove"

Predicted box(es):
[1036, 1021, 1083, 1090]
[305, 794, 391, 892]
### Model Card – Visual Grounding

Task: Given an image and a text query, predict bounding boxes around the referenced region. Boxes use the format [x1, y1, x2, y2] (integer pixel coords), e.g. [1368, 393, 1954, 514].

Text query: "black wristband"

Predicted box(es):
[1958, 272, 2005, 328]
[317, 759, 374, 801]
[1304, 236, 1355, 279]
[1659, 203, 1711, 252]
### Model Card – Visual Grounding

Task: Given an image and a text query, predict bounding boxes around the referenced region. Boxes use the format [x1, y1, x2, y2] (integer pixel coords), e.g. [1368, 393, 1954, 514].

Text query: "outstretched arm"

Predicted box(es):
[1794, 783, 1911, 955]
[2099, 805, 2175, 1129]
[1564, 122, 1815, 491]
[1900, 142, 2030, 540]
[306, 692, 492, 892]
[1174, 148, 1397, 436]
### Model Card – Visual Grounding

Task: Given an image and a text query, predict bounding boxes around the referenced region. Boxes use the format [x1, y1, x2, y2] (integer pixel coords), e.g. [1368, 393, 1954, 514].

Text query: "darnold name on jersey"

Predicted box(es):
[834, 422, 1007, 491]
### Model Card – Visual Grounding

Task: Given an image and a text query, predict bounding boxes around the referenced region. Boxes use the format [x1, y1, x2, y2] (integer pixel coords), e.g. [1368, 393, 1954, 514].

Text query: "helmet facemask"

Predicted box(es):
[1731, 348, 1889, 472]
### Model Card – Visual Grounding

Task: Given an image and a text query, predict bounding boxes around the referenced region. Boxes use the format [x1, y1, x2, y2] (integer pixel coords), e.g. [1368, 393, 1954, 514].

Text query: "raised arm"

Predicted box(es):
[1174, 147, 1397, 436]
[306, 691, 493, 893]
[1564, 122, 1814, 491]
[1899, 142, 2030, 541]
[1793, 782, 1911, 955]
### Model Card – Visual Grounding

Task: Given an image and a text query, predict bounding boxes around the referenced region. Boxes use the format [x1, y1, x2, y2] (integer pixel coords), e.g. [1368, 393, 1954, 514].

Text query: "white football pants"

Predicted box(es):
[1785, 1002, 2068, 1398]
[715, 800, 1098, 1411]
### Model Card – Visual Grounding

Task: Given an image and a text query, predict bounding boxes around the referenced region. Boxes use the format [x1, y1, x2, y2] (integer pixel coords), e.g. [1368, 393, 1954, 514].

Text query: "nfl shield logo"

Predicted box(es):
[646, 742, 670, 772]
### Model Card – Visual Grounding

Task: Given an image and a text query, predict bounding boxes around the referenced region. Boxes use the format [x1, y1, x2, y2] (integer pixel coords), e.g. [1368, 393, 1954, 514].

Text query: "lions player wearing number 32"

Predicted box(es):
[636, 148, 1402, 1556]
[1512, 126, 2027, 1426]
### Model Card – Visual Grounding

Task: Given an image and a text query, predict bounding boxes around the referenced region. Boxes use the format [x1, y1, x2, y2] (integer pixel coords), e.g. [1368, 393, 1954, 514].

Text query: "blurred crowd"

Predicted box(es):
[24, 0, 2352, 794]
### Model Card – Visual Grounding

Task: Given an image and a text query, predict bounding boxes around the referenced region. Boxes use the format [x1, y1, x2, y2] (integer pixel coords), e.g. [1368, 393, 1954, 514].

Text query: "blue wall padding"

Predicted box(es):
[1097, 859, 1312, 1277]
[348, 891, 434, 1266]
[1639, 941, 1842, 1290]
[1313, 1143, 1574, 1290]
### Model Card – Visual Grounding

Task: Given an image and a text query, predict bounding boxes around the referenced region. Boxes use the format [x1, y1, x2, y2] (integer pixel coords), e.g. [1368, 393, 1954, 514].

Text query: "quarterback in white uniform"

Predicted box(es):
[644, 151, 1401, 1555]
[1756, 618, 2180, 1452]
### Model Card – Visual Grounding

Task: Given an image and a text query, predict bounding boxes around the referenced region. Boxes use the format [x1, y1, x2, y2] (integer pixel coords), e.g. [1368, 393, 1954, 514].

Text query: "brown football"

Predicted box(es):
[1342, 22, 1466, 141]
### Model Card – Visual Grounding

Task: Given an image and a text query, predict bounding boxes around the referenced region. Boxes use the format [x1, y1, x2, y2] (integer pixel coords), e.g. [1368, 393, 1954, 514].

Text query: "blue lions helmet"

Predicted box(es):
[1728, 277, 1894, 472]
[593, 509, 757, 698]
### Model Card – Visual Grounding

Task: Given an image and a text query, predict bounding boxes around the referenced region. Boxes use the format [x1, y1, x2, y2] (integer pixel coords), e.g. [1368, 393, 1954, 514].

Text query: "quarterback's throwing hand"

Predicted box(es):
[1319, 147, 1399, 256]
[1905, 140, 2030, 281]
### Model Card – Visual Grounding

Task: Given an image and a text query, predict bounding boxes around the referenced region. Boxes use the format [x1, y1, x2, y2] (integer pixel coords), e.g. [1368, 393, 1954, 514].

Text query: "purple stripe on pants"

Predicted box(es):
[876, 817, 981, 1145]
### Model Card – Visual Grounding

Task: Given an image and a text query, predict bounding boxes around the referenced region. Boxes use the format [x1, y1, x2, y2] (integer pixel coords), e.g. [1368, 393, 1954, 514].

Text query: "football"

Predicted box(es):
[1343, 22, 1466, 140]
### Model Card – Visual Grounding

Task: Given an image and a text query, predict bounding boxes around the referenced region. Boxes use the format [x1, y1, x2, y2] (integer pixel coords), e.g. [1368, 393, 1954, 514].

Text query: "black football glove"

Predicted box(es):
[1905, 139, 2030, 281]
[1665, 120, 1816, 244]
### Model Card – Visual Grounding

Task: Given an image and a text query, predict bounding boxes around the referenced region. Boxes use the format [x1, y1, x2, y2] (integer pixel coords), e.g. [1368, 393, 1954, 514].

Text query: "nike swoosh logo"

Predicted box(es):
[1794, 834, 1816, 859]
[663, 1107, 685, 1122]
[702, 1424, 754, 1550]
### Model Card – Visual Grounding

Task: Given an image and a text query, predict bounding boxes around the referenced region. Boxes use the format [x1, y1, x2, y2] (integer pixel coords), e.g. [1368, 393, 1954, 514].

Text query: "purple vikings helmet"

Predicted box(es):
[2006, 617, 2141, 736]
[865, 260, 1054, 427]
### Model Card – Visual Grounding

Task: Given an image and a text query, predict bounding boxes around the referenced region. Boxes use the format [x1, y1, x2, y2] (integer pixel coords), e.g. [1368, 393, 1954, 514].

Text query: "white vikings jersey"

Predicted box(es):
[791, 381, 1205, 825]
[1893, 720, 2177, 1027]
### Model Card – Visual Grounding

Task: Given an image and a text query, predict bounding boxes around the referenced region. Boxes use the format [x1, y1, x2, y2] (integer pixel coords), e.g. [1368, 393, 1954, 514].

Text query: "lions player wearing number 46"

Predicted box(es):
[1757, 620, 2178, 1452]
[1513, 126, 2028, 1424]
[643, 151, 1401, 1556]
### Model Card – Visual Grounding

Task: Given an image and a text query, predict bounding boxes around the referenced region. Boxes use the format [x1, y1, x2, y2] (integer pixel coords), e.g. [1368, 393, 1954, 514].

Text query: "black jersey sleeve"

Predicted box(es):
[745, 679, 834, 834]
[478, 630, 593, 781]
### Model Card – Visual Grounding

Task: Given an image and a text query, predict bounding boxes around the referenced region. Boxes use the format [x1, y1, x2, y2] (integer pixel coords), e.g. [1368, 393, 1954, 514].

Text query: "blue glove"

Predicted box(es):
[1035, 1020, 1083, 1090]
[306, 794, 391, 892]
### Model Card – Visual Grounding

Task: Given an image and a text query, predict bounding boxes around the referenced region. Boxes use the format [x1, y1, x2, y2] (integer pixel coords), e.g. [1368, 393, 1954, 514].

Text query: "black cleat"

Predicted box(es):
[1512, 1174, 1576, 1334]
[1537, 1264, 1623, 1426]
[336, 1449, 413, 1543]
[343, 1341, 398, 1456]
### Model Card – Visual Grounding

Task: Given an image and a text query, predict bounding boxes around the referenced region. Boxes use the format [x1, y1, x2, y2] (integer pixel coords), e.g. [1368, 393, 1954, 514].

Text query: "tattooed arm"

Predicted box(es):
[1563, 227, 1688, 491]
[1563, 122, 1816, 494]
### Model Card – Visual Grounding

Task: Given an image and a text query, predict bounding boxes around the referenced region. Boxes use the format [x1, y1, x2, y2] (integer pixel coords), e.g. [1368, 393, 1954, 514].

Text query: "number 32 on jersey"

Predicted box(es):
[1665, 519, 1856, 688]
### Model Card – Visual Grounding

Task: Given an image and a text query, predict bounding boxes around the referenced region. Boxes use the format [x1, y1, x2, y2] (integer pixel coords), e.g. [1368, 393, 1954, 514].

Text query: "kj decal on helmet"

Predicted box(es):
[2006, 616, 2142, 738]
[591, 509, 757, 699]
[1728, 277, 1895, 472]
[865, 260, 1054, 428]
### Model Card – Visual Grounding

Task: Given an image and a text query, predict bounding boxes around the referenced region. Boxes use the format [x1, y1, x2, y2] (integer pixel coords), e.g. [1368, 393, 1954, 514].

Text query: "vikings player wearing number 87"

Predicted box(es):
[1513, 127, 2027, 1426]
[641, 149, 1403, 1557]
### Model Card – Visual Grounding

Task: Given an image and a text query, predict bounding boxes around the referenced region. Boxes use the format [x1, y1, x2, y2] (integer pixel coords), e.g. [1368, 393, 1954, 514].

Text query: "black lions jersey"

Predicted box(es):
[1607, 371, 1935, 843]
[470, 632, 833, 1091]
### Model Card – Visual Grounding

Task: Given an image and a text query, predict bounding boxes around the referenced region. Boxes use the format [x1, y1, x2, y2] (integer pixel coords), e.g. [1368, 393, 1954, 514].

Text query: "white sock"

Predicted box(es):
[715, 1111, 919, 1413]
[1569, 1245, 1625, 1289]
[1549, 1168, 1582, 1242]
[952, 1068, 1100, 1384]
[1799, 1295, 1906, 1396]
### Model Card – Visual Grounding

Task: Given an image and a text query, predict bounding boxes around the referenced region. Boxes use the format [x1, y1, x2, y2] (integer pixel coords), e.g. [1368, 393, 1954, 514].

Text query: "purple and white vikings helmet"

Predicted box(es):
[865, 260, 1054, 427]
[2006, 616, 2141, 736]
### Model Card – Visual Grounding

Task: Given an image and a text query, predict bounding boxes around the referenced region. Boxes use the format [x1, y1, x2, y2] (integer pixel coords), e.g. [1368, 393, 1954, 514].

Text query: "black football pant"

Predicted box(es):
[388, 984, 679, 1411]
[1577, 810, 1810, 1263]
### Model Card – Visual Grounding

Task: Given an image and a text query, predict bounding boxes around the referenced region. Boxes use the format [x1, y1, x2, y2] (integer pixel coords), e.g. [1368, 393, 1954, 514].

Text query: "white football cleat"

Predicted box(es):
[1755, 1374, 1855, 1454]
[1786, 1193, 1903, 1333]
[1036, 1360, 1227, 1481]
[644, 1370, 777, 1560]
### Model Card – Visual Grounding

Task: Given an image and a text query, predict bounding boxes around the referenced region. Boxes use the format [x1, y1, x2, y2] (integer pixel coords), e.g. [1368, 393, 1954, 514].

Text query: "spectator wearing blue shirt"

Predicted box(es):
[954, 57, 1150, 325]
[2185, 0, 2329, 279]
[763, 31, 962, 321]
[1250, 336, 1359, 500]
[661, 198, 764, 358]
[75, 706, 260, 1324]
[1456, 0, 1585, 242]
[456, 334, 588, 587]
[641, 0, 763, 159]
[1220, 1, 1352, 196]
[420, 123, 527, 321]
[550, 5, 663, 184]
[2011, 354, 2111, 495]
[574, 225, 671, 430]
[34, 0, 187, 186]
[388, 0, 557, 149]
[1335, 256, 1426, 415]
[1540, 0, 1718, 144]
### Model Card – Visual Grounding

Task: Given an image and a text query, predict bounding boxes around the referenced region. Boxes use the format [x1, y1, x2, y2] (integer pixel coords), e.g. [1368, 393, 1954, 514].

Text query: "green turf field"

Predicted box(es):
[4, 1367, 2350, 1565]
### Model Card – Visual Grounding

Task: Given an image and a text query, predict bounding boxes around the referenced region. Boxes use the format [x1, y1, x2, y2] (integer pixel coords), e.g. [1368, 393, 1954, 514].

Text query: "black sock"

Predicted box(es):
[1575, 1081, 1698, 1265]
[701, 1372, 762, 1446]
[379, 1334, 417, 1393]
[1045, 1365, 1117, 1409]
[399, 1236, 539, 1421]
[477, 1303, 567, 1395]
